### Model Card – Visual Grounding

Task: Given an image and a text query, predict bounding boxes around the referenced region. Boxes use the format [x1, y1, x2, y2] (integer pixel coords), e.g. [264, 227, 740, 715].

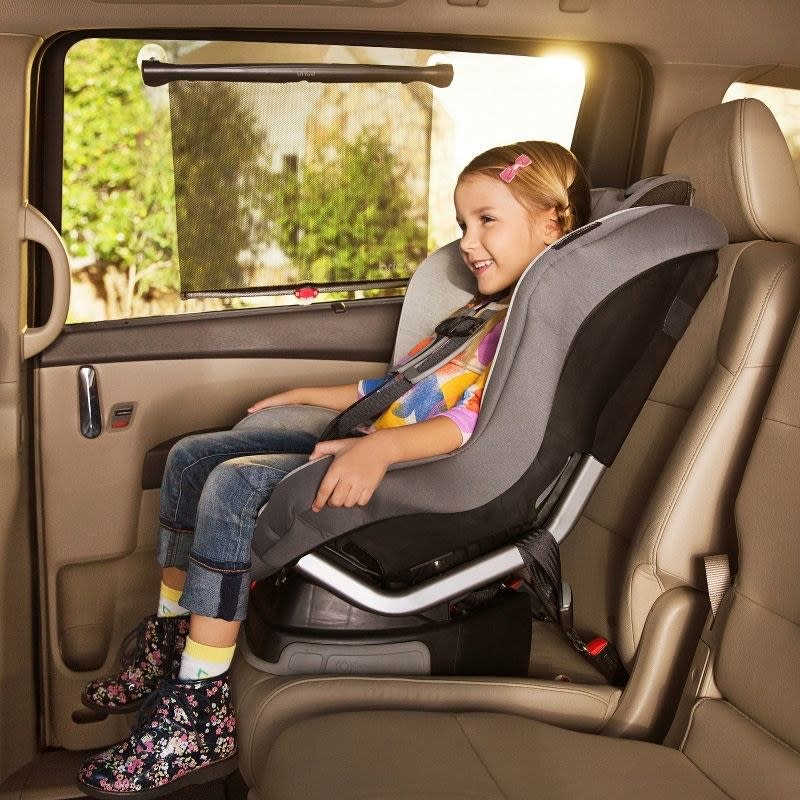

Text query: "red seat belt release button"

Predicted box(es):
[585, 637, 609, 657]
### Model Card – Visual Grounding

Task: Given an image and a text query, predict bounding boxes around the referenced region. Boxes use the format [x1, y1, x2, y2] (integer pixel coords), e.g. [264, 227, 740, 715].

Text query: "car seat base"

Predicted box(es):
[244, 573, 532, 676]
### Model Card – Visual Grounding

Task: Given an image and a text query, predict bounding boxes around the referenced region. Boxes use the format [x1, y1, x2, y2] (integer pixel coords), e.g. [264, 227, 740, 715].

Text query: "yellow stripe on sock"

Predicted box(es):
[183, 636, 236, 664]
[160, 582, 184, 603]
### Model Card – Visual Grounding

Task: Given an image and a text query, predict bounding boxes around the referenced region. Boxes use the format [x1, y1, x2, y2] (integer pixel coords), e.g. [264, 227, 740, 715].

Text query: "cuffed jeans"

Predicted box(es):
[156, 409, 323, 621]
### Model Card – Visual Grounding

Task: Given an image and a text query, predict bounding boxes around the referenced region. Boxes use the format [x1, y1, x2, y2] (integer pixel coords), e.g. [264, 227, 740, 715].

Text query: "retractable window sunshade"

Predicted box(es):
[140, 59, 453, 298]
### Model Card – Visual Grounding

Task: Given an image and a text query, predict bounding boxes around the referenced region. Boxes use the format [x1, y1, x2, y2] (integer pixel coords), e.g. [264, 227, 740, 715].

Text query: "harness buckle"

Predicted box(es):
[434, 315, 484, 338]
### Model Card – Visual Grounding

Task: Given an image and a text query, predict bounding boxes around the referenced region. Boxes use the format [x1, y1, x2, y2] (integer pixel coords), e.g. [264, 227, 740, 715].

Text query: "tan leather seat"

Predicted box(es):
[240, 189, 800, 798]
[532, 97, 800, 737]
[233, 98, 800, 751]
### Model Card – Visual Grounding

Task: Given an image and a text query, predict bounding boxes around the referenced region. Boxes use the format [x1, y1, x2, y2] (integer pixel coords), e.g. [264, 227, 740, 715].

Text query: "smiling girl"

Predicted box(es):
[456, 142, 590, 298]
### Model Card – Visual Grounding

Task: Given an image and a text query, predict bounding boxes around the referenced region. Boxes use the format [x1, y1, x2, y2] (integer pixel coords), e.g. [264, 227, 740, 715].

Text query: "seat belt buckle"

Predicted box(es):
[434, 315, 484, 338]
[582, 637, 629, 687]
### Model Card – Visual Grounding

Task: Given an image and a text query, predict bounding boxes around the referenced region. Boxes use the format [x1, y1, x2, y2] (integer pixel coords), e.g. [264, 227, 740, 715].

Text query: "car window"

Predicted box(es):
[723, 82, 800, 181]
[62, 38, 585, 323]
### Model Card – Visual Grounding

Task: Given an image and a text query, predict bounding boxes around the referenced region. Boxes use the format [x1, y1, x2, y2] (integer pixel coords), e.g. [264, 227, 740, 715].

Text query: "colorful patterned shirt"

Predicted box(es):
[357, 300, 507, 445]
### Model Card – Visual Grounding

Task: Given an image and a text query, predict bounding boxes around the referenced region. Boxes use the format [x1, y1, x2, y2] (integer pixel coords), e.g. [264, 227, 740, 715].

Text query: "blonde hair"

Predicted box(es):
[458, 141, 590, 235]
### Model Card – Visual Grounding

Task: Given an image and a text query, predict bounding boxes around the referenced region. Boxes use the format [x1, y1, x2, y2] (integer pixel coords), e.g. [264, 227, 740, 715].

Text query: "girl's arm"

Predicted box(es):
[248, 383, 359, 414]
[309, 416, 463, 512]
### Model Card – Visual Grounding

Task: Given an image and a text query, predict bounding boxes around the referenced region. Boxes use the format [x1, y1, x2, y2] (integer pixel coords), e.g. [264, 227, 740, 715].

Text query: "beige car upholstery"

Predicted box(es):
[562, 97, 800, 659]
[232, 98, 800, 748]
[617, 97, 800, 660]
[542, 97, 800, 735]
[36, 356, 386, 751]
[242, 227, 800, 800]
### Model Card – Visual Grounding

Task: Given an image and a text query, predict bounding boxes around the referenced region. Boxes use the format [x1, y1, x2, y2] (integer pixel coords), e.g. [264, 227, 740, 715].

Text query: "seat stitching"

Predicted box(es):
[245, 674, 617, 766]
[761, 413, 800, 431]
[682, 697, 800, 760]
[676, 702, 737, 799]
[717, 698, 800, 757]
[580, 510, 630, 541]
[645, 397, 692, 411]
[734, 585, 800, 628]
[730, 258, 793, 374]
[453, 714, 509, 800]
[254, 674, 617, 708]
[738, 99, 770, 241]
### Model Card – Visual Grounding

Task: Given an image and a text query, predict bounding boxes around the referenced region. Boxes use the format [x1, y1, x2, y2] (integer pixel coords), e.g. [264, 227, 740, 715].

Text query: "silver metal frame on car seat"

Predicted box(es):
[293, 455, 605, 616]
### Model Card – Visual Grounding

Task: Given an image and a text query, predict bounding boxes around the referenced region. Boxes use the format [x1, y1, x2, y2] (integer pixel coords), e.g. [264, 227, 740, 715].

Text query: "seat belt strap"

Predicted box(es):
[516, 531, 629, 686]
[663, 253, 717, 341]
[320, 302, 502, 441]
[704, 553, 731, 619]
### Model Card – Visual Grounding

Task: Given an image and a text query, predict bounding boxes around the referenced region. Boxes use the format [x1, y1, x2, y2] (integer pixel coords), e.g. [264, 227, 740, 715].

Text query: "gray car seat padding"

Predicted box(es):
[250, 204, 727, 580]
[590, 174, 693, 221]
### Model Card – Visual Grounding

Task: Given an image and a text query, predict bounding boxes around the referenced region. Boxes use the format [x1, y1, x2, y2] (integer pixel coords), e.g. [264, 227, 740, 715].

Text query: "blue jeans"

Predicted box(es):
[157, 409, 324, 621]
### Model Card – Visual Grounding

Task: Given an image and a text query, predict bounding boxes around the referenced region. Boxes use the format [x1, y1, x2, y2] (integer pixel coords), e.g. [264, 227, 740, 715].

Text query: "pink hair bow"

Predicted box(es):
[499, 154, 532, 183]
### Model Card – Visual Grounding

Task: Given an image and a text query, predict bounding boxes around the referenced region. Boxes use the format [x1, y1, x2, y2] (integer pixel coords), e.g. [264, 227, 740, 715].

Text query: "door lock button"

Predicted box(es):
[108, 402, 136, 431]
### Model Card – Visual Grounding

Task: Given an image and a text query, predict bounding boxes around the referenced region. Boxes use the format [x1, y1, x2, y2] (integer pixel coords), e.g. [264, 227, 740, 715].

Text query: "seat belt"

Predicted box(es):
[517, 529, 629, 686]
[704, 554, 732, 619]
[320, 299, 504, 441]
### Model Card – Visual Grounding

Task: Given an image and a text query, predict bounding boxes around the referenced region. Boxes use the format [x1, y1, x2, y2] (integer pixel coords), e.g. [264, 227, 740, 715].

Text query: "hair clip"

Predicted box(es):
[498, 154, 533, 183]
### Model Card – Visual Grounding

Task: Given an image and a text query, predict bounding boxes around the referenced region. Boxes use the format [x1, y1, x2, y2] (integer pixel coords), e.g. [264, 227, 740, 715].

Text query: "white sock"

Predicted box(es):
[157, 582, 189, 618]
[178, 636, 236, 680]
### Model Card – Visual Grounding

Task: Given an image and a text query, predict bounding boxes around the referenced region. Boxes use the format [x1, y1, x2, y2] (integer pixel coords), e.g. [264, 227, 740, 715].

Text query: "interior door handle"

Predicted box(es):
[78, 366, 102, 439]
[20, 203, 71, 359]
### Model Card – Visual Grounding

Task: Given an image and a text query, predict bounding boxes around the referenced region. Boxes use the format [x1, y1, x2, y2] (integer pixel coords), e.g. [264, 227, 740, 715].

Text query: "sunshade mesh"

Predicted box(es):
[168, 80, 432, 297]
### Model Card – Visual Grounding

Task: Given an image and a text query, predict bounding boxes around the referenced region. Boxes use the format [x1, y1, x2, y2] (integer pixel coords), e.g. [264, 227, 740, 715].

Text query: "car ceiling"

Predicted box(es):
[0, 0, 798, 70]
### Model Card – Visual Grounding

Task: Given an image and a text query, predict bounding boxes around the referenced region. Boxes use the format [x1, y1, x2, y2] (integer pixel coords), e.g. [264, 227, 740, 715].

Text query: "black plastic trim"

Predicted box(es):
[141, 59, 454, 87]
[38, 296, 402, 367]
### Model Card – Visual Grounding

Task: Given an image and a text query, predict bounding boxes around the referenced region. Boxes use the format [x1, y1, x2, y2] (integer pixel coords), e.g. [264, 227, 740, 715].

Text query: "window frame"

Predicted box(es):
[30, 28, 651, 333]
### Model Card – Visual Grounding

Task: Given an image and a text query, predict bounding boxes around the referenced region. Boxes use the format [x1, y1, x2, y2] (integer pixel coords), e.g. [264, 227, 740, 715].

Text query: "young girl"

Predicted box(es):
[77, 140, 590, 798]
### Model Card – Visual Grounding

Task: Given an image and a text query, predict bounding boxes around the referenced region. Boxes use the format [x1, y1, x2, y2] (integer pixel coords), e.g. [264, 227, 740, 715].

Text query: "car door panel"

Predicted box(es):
[35, 304, 395, 749]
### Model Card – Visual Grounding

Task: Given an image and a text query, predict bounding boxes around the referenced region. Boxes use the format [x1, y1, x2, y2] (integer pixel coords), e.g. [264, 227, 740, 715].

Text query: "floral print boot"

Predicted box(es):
[77, 673, 237, 798]
[82, 615, 190, 713]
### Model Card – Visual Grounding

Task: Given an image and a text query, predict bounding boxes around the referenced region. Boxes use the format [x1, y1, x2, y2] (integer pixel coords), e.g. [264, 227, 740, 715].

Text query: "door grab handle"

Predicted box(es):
[20, 203, 71, 360]
[78, 366, 102, 439]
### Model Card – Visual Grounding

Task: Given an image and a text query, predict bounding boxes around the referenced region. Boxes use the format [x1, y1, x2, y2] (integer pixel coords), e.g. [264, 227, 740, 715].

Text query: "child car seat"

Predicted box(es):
[238, 177, 727, 677]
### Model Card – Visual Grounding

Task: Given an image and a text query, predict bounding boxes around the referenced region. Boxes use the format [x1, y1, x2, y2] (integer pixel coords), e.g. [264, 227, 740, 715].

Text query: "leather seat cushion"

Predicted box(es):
[528, 620, 607, 684]
[259, 710, 728, 800]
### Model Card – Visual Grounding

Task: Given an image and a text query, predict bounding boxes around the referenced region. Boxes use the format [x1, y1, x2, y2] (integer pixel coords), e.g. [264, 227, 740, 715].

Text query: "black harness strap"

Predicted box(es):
[320, 302, 503, 441]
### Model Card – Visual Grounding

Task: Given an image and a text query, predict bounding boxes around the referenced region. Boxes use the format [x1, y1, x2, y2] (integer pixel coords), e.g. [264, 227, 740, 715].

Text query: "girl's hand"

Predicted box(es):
[247, 389, 298, 414]
[248, 383, 359, 414]
[309, 436, 391, 512]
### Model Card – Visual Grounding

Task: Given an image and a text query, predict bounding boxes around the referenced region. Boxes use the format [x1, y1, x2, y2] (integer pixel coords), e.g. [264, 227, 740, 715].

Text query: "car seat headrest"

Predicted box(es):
[394, 174, 698, 364]
[392, 244, 476, 364]
[664, 98, 800, 246]
[590, 174, 693, 221]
